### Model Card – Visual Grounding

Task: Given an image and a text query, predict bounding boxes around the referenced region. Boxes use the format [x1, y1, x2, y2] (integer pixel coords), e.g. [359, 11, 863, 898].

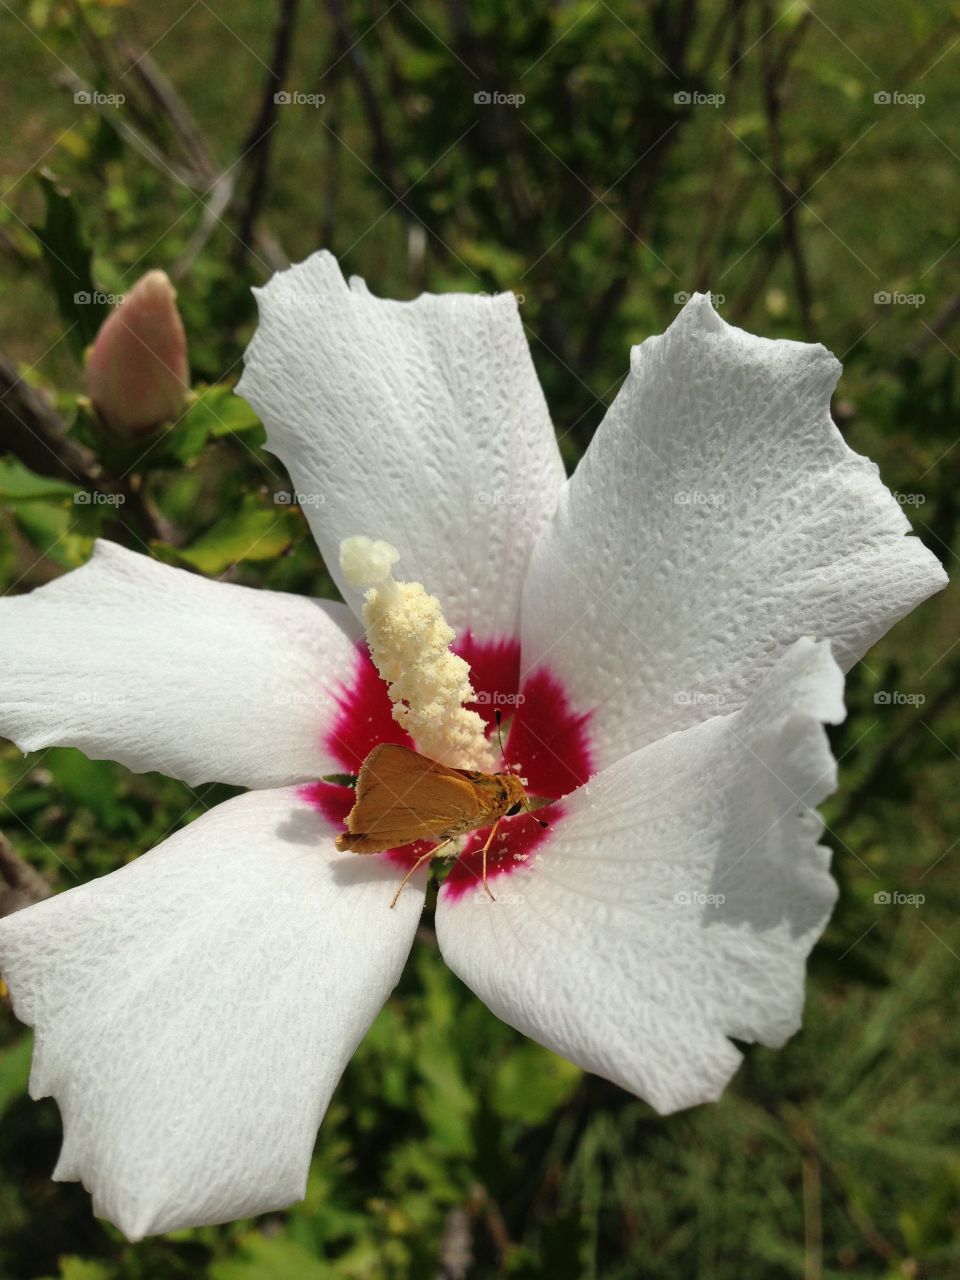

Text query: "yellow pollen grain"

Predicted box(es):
[340, 537, 495, 771]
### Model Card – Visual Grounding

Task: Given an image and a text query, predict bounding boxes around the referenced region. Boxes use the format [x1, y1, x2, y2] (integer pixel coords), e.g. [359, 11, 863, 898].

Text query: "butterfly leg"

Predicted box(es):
[478, 818, 502, 902]
[389, 838, 453, 910]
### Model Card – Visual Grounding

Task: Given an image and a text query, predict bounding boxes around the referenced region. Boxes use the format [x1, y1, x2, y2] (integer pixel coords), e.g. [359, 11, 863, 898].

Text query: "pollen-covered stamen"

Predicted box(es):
[339, 536, 495, 771]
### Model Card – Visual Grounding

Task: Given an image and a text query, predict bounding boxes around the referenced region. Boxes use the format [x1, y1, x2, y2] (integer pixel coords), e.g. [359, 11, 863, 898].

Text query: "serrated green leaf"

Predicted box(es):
[151, 386, 263, 466]
[156, 498, 295, 575]
[0, 455, 79, 501]
[151, 412, 211, 466]
[201, 385, 263, 438]
[33, 172, 110, 357]
[13, 500, 93, 568]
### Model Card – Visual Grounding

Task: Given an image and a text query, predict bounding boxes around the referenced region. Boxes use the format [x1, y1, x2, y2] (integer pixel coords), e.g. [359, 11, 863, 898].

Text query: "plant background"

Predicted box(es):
[1, 1, 959, 1277]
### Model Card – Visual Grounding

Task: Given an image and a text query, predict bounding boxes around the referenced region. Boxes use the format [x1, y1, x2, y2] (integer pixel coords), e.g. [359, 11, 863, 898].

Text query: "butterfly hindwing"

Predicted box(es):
[336, 743, 483, 853]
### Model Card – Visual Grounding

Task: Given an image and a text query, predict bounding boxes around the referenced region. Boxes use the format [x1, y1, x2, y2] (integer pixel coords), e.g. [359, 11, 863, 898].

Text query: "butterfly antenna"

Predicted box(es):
[495, 709, 507, 761]
[522, 792, 549, 829]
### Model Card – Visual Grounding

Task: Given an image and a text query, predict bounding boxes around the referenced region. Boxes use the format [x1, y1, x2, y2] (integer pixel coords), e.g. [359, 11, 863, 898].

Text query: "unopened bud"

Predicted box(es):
[85, 270, 188, 434]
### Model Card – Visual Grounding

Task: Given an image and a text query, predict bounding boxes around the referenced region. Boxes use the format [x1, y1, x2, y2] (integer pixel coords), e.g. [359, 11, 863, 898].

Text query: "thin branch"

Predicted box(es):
[759, 1, 814, 338]
[900, 294, 960, 364]
[0, 351, 169, 546]
[324, 0, 404, 200]
[53, 65, 284, 275]
[0, 351, 97, 484]
[693, 1, 750, 287]
[53, 68, 203, 189]
[232, 0, 301, 264]
[117, 41, 218, 185]
[0, 832, 51, 917]
[172, 172, 237, 278]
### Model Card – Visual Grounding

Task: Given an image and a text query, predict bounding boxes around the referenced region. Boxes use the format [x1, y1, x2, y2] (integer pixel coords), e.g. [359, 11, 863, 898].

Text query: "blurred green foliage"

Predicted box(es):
[2, 0, 960, 1277]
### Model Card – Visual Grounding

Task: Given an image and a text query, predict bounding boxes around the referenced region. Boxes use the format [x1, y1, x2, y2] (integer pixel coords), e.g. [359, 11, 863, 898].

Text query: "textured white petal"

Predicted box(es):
[437, 639, 844, 1115]
[0, 540, 361, 788]
[0, 787, 424, 1239]
[236, 250, 564, 637]
[521, 296, 946, 768]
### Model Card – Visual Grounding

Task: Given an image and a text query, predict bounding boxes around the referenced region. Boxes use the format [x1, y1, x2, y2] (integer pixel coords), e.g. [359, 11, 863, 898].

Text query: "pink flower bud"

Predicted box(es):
[86, 270, 188, 434]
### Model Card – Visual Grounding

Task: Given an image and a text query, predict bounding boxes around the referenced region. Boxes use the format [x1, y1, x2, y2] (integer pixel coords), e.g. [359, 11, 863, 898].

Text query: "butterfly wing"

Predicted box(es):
[336, 743, 483, 854]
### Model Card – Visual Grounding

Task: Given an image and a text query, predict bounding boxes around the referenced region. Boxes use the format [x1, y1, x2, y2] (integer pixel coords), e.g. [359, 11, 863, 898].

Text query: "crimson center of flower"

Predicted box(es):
[300, 635, 593, 899]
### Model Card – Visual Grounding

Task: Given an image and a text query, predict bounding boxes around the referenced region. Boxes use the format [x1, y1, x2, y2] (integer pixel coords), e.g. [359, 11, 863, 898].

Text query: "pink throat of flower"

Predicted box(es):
[300, 633, 593, 900]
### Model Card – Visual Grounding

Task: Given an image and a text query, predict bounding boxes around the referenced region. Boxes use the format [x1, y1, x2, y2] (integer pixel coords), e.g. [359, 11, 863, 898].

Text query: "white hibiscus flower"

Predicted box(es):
[0, 251, 945, 1240]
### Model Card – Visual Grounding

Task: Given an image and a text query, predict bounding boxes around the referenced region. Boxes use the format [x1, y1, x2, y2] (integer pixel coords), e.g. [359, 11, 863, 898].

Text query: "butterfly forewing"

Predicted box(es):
[336, 743, 483, 853]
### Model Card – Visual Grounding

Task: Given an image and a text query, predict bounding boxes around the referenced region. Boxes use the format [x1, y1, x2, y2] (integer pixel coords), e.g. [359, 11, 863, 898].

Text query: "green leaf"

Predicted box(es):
[13, 500, 93, 568]
[201, 385, 263, 438]
[33, 172, 111, 357]
[150, 412, 211, 466]
[155, 497, 296, 575]
[0, 1034, 32, 1119]
[0, 516, 14, 588]
[45, 749, 137, 835]
[414, 1035, 477, 1154]
[412, 952, 477, 1154]
[50, 1260, 112, 1280]
[491, 1041, 581, 1125]
[210, 1235, 334, 1280]
[152, 386, 263, 465]
[0, 455, 79, 501]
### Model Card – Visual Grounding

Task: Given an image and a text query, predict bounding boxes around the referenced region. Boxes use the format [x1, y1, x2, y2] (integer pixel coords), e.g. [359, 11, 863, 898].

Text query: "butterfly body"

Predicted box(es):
[335, 742, 527, 855]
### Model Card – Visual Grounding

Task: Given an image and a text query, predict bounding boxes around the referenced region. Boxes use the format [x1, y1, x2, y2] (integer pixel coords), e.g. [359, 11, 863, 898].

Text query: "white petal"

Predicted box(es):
[0, 787, 424, 1239]
[237, 251, 564, 637]
[521, 296, 945, 768]
[0, 540, 361, 788]
[436, 638, 843, 1115]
